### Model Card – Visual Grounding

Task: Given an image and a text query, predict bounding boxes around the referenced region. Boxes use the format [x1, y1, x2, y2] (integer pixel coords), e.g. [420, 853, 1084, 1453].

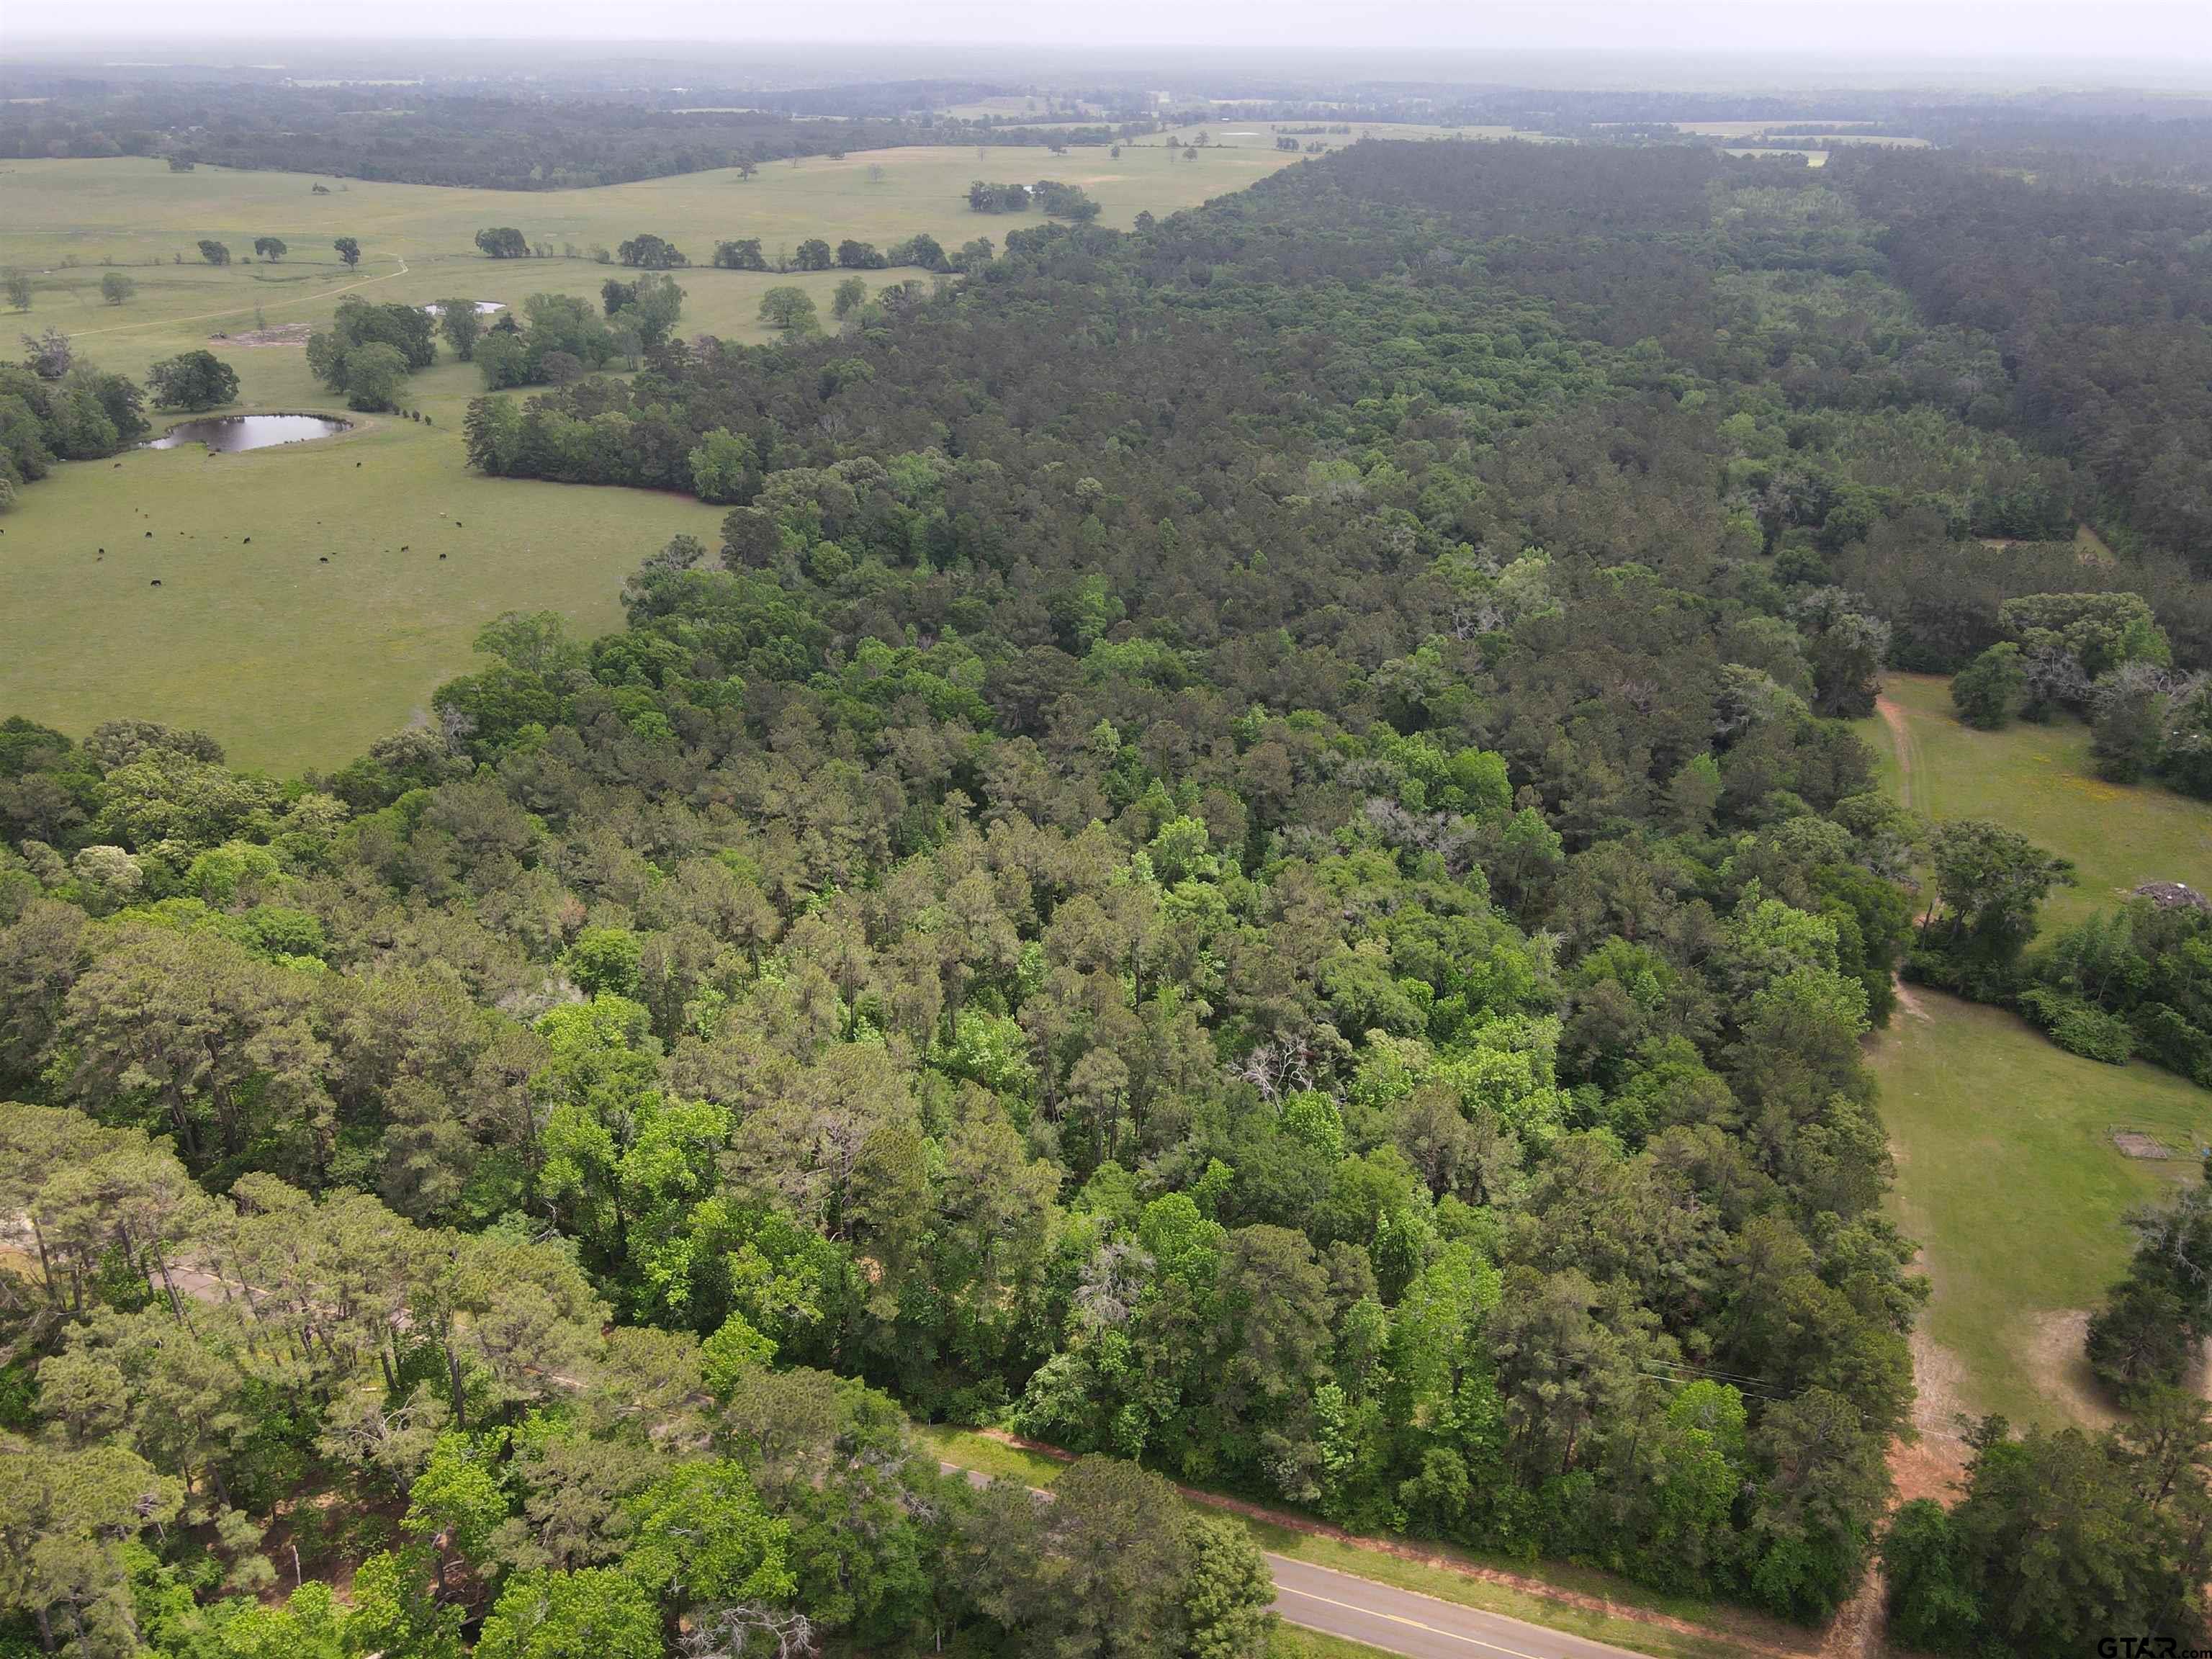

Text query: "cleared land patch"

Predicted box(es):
[1858, 670, 2212, 1430]
[1854, 671, 2212, 926]
[1874, 989, 2210, 1428]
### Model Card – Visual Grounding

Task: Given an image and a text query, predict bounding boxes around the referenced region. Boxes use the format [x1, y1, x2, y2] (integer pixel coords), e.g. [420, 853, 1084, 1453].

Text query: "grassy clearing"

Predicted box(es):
[0, 368, 724, 772]
[0, 145, 1324, 766]
[1856, 672, 2212, 927]
[1856, 671, 2212, 1427]
[0, 145, 1295, 292]
[914, 1424, 1067, 1487]
[1875, 989, 2211, 1428]
[936, 96, 1110, 122]
[1670, 121, 1928, 145]
[915, 1427, 1794, 1659]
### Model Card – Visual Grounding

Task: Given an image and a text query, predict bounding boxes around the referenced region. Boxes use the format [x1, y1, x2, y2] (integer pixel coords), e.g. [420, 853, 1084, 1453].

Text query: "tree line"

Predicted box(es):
[6, 130, 2212, 1657]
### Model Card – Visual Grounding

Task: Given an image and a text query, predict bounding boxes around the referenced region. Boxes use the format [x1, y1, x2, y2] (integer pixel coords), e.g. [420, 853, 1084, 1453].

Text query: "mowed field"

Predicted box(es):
[0, 392, 724, 773]
[1857, 670, 2212, 1430]
[1876, 989, 2211, 1430]
[0, 143, 1317, 770]
[1856, 670, 2212, 926]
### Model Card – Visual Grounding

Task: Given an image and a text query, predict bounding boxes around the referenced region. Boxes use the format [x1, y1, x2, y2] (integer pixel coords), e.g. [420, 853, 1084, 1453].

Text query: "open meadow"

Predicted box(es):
[1856, 670, 2212, 926]
[0, 143, 1312, 378]
[1854, 670, 2212, 1431]
[0, 143, 1318, 768]
[1876, 989, 2211, 1430]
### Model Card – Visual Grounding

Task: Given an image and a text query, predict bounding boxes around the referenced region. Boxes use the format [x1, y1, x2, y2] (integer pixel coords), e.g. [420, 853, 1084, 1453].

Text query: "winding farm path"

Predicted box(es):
[1873, 691, 1920, 811]
[63, 252, 413, 341]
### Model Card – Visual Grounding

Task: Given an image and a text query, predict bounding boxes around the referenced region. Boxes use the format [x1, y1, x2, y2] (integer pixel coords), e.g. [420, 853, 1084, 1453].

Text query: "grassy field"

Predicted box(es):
[1856, 671, 2212, 927]
[1722, 150, 1830, 167]
[1853, 671, 2212, 1426]
[915, 1426, 1801, 1659]
[0, 380, 724, 773]
[0, 145, 1309, 382]
[1876, 989, 2211, 1429]
[0, 144, 1323, 769]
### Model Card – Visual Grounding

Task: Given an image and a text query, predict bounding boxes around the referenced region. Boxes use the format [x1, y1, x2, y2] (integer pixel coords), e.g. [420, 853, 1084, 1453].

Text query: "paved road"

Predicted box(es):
[30, 1229, 1660, 1659]
[938, 1462, 1649, 1659]
[1267, 1553, 1646, 1659]
[6, 1213, 1657, 1659]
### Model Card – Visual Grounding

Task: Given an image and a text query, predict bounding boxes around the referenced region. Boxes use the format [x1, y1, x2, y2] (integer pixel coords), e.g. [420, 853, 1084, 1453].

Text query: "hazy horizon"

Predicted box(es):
[5, 0, 2211, 81]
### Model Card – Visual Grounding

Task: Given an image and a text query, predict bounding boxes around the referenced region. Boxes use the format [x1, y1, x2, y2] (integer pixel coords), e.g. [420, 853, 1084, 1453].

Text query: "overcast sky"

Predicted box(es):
[8, 0, 2212, 74]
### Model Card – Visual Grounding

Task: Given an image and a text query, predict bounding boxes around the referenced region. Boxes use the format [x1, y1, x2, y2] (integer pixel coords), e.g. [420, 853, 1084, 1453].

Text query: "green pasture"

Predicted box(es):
[0, 371, 724, 774]
[1670, 120, 1929, 145]
[0, 145, 1311, 768]
[1854, 671, 2212, 1426]
[1855, 671, 2212, 927]
[1133, 122, 1547, 152]
[0, 144, 1295, 289]
[1875, 989, 2211, 1428]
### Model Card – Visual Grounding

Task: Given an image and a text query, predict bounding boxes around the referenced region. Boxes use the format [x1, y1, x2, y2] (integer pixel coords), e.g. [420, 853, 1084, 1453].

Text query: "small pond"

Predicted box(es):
[145, 415, 353, 454]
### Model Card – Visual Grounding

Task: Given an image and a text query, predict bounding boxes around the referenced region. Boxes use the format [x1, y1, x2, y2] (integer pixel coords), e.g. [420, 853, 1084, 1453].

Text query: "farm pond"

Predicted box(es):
[145, 415, 353, 453]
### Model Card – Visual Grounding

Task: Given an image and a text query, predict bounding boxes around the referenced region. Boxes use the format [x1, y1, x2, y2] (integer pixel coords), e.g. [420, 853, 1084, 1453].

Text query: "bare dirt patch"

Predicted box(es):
[1896, 1226, 1972, 1504]
[1873, 692, 1920, 812]
[215, 321, 312, 347]
[2024, 1308, 2119, 1430]
[2114, 1130, 2172, 1159]
[1908, 1325, 1971, 1441]
[1816, 1557, 1887, 1659]
[1890, 977, 1932, 1022]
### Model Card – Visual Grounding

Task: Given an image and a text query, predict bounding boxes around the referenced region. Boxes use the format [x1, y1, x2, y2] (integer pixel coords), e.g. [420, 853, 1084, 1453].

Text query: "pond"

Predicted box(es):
[145, 415, 353, 454]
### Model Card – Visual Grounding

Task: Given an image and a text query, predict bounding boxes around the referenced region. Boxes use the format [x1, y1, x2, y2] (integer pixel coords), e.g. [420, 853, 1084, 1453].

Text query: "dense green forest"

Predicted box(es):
[0, 89, 938, 189]
[6, 133, 2212, 1657]
[0, 84, 1145, 189]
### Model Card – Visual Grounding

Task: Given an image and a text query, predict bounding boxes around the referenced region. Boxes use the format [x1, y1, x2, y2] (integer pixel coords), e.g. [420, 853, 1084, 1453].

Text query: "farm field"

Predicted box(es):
[936, 95, 1111, 120]
[0, 145, 1312, 768]
[0, 144, 1306, 379]
[1855, 670, 2212, 927]
[0, 369, 724, 773]
[1874, 988, 2211, 1429]
[0, 143, 1293, 286]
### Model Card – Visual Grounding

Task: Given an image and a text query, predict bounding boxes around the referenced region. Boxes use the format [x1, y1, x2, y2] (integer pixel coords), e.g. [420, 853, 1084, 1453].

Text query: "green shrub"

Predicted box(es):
[2020, 987, 2134, 1063]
